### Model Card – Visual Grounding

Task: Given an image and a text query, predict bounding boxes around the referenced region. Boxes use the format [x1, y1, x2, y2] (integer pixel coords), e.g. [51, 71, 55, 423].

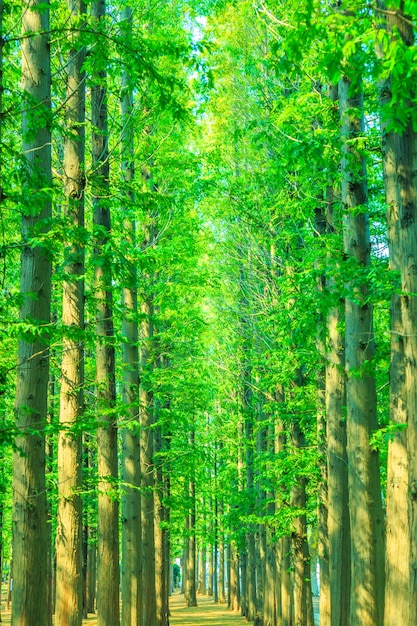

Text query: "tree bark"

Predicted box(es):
[55, 2, 86, 623]
[376, 4, 414, 624]
[91, 2, 119, 624]
[198, 545, 207, 595]
[12, 2, 52, 624]
[229, 541, 240, 612]
[119, 7, 142, 626]
[339, 72, 385, 626]
[290, 420, 314, 626]
[140, 285, 157, 626]
[154, 423, 169, 626]
[325, 163, 351, 626]
[185, 435, 197, 608]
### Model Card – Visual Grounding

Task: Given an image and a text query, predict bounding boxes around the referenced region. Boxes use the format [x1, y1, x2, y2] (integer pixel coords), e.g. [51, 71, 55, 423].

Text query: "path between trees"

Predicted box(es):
[0, 590, 252, 626]
[168, 593, 320, 626]
[169, 592, 252, 626]
[1, 589, 320, 625]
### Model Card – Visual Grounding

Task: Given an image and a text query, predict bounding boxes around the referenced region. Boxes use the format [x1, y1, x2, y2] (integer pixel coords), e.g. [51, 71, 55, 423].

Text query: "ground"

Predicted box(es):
[0, 588, 251, 625]
[0, 587, 319, 624]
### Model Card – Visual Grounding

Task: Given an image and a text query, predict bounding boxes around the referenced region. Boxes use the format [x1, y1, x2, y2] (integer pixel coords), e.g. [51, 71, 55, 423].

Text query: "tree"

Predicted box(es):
[339, 49, 384, 626]
[119, 7, 142, 626]
[54, 1, 86, 623]
[377, 3, 417, 624]
[12, 1, 52, 624]
[91, 1, 119, 623]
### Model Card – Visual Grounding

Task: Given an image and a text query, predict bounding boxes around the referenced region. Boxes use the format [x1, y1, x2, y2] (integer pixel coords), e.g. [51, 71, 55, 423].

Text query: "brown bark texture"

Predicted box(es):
[55, 2, 86, 624]
[91, 1, 120, 624]
[378, 4, 414, 624]
[12, 2, 52, 624]
[339, 73, 385, 626]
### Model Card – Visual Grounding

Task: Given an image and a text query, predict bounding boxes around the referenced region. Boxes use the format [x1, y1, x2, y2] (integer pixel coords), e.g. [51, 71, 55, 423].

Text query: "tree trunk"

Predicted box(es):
[274, 416, 291, 626]
[339, 72, 385, 626]
[314, 201, 331, 626]
[120, 7, 142, 626]
[87, 536, 96, 615]
[263, 424, 277, 626]
[91, 2, 119, 624]
[83, 434, 96, 616]
[326, 294, 351, 626]
[279, 535, 292, 626]
[199, 546, 207, 595]
[377, 5, 414, 624]
[55, 2, 85, 624]
[140, 290, 156, 626]
[207, 545, 213, 596]
[12, 2, 52, 624]
[154, 423, 169, 626]
[239, 549, 247, 617]
[229, 541, 240, 612]
[213, 504, 218, 603]
[263, 531, 277, 626]
[185, 445, 197, 608]
[290, 421, 314, 626]
[184, 520, 197, 607]
[218, 528, 226, 604]
[244, 409, 257, 621]
[324, 162, 351, 626]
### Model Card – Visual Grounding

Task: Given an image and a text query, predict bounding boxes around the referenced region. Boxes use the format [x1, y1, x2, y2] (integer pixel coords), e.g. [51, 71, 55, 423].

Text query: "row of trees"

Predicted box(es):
[1, 1, 417, 626]
[1, 0, 211, 625]
[194, 1, 417, 625]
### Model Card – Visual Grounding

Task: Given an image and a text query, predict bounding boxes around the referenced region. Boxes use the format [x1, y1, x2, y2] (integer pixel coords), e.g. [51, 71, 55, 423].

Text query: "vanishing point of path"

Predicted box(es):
[169, 592, 252, 626]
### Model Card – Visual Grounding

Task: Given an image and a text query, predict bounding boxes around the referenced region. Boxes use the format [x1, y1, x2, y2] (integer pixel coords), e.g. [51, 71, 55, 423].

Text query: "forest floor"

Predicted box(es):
[0, 589, 252, 625]
[0, 588, 319, 624]
[169, 591, 253, 626]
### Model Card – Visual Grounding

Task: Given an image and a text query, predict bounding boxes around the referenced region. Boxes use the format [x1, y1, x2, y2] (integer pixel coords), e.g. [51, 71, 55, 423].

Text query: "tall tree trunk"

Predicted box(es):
[242, 322, 257, 620]
[154, 423, 169, 626]
[218, 512, 226, 604]
[325, 180, 351, 626]
[339, 72, 385, 626]
[184, 512, 197, 607]
[199, 545, 207, 595]
[279, 535, 292, 626]
[55, 2, 86, 624]
[290, 420, 314, 626]
[83, 434, 96, 616]
[239, 549, 247, 617]
[377, 4, 414, 624]
[275, 419, 291, 626]
[91, 1, 119, 624]
[213, 499, 218, 603]
[120, 7, 142, 626]
[87, 529, 97, 614]
[12, 2, 52, 624]
[314, 202, 330, 626]
[140, 290, 156, 626]
[207, 544, 213, 597]
[185, 435, 197, 608]
[255, 420, 266, 618]
[229, 541, 240, 612]
[263, 424, 277, 626]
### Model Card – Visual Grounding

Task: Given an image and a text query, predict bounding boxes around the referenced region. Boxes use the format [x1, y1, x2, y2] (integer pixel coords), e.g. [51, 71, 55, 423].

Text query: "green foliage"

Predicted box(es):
[1, 0, 413, 596]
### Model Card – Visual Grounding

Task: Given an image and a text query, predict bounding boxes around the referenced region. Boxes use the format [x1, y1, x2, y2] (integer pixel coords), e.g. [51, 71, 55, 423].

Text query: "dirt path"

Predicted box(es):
[169, 592, 251, 626]
[0, 590, 251, 626]
[1, 588, 318, 625]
